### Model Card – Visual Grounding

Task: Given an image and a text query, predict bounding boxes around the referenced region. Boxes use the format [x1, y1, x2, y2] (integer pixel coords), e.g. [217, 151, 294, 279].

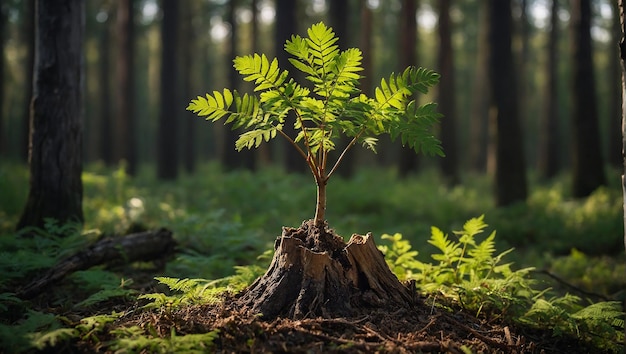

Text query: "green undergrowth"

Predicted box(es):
[380, 215, 624, 352]
[0, 162, 624, 352]
[0, 214, 622, 353]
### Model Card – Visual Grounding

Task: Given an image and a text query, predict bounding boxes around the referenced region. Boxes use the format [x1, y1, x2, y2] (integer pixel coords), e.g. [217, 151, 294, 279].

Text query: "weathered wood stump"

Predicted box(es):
[235, 220, 414, 319]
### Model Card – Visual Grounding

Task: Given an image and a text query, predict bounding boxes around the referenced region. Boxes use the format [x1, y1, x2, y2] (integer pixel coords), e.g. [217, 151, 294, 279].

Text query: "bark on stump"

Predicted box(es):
[236, 220, 414, 319]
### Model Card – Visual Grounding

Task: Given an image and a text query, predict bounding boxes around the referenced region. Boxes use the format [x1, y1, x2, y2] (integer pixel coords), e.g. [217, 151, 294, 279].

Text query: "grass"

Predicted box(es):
[0, 160, 624, 352]
[1, 161, 624, 277]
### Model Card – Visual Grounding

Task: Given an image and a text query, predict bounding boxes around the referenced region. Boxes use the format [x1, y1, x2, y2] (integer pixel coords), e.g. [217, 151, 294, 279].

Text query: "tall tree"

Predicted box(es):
[397, 0, 420, 177]
[251, 0, 271, 166]
[469, 1, 489, 172]
[20, 0, 36, 163]
[222, 0, 256, 171]
[328, 0, 355, 177]
[18, 0, 85, 229]
[275, 0, 304, 172]
[437, 0, 459, 185]
[570, 0, 605, 197]
[99, 4, 114, 166]
[181, 0, 196, 173]
[538, 0, 561, 179]
[157, 0, 179, 180]
[115, 0, 137, 174]
[359, 0, 373, 98]
[487, 0, 527, 206]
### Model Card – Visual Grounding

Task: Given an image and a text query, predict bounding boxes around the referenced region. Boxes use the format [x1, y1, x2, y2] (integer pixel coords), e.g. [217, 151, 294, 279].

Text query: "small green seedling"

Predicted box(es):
[188, 22, 443, 228]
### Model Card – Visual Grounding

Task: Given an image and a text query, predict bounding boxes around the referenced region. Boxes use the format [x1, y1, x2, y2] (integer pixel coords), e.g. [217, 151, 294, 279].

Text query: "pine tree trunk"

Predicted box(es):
[18, 0, 85, 230]
[235, 220, 414, 319]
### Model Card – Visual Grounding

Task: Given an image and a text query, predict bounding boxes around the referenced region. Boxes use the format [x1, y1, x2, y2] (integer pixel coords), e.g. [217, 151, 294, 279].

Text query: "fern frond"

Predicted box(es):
[389, 101, 444, 156]
[233, 54, 288, 91]
[455, 215, 488, 238]
[572, 301, 625, 328]
[187, 89, 234, 121]
[305, 22, 339, 76]
[235, 127, 278, 150]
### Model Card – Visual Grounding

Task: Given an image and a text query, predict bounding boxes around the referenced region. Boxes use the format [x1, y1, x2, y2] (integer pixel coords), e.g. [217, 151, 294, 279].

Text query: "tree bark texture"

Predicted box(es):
[236, 220, 414, 319]
[487, 0, 527, 207]
[17, 228, 176, 299]
[17, 0, 85, 230]
[570, 0, 606, 198]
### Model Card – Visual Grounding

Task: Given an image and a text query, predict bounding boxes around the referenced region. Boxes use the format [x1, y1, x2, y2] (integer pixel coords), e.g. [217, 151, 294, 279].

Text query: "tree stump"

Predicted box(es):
[235, 220, 414, 319]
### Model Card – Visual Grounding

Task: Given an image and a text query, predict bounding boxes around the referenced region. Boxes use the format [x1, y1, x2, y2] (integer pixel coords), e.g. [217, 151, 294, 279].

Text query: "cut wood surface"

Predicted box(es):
[17, 228, 176, 299]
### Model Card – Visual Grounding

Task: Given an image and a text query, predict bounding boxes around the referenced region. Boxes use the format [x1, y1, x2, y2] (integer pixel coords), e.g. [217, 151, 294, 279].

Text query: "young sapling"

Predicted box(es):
[187, 22, 443, 319]
[188, 22, 443, 230]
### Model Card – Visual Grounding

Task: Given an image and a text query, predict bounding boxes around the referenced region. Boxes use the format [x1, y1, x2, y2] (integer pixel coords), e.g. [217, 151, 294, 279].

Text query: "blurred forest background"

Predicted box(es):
[0, 0, 620, 202]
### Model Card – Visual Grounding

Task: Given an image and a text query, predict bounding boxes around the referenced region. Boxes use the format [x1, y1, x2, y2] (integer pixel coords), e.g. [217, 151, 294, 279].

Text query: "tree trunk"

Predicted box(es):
[157, 0, 179, 180]
[538, 0, 561, 179]
[181, 0, 196, 174]
[275, 0, 304, 173]
[329, 0, 355, 178]
[469, 1, 489, 173]
[397, 0, 419, 177]
[115, 0, 137, 175]
[17, 0, 85, 230]
[570, 0, 606, 198]
[100, 8, 113, 166]
[20, 0, 36, 163]
[236, 220, 414, 319]
[487, 0, 527, 207]
[360, 0, 373, 98]
[620, 0, 626, 342]
[437, 0, 459, 186]
[222, 0, 256, 171]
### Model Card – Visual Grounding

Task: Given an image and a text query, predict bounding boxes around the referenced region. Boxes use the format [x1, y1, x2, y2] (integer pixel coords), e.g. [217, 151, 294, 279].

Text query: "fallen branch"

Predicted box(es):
[17, 228, 176, 299]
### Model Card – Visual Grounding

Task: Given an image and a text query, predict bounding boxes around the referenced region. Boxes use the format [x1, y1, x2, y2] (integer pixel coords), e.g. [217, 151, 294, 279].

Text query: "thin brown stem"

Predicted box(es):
[313, 176, 328, 227]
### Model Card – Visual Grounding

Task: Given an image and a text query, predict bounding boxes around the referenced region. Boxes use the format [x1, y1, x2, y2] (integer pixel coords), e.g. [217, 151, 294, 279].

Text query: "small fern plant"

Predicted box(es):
[187, 22, 443, 228]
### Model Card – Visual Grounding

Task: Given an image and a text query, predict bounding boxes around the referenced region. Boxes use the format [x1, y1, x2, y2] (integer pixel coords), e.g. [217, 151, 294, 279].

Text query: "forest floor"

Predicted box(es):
[69, 293, 594, 354]
[58, 263, 599, 354]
